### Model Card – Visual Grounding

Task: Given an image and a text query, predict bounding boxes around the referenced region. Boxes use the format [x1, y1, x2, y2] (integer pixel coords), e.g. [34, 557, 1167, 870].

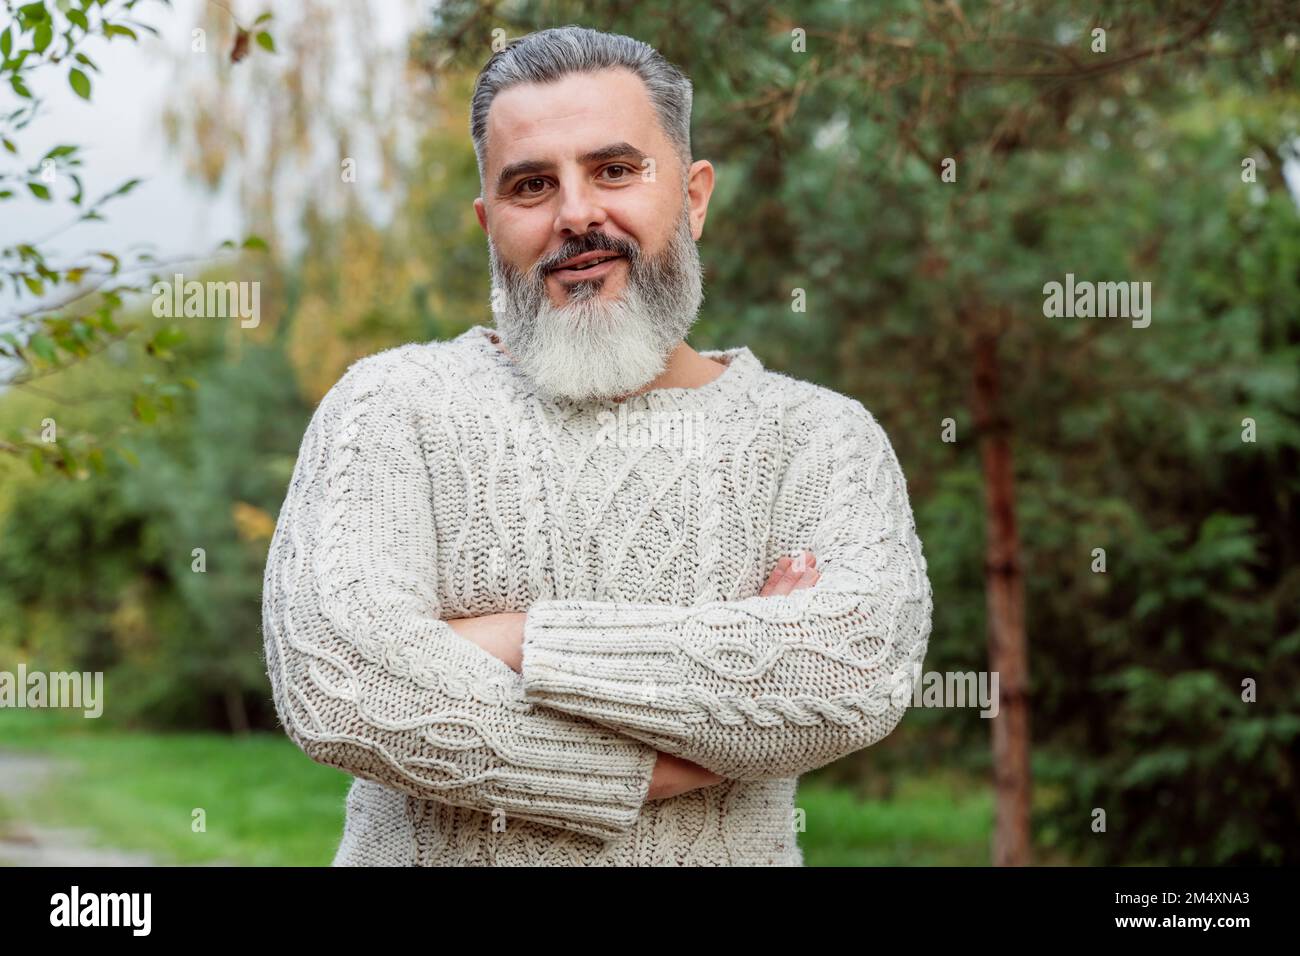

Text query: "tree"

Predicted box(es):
[415, 0, 1300, 864]
[1, 0, 274, 477]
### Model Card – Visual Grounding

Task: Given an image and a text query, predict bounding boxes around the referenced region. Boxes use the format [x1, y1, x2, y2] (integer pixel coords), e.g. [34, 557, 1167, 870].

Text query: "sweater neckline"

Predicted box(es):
[463, 325, 762, 413]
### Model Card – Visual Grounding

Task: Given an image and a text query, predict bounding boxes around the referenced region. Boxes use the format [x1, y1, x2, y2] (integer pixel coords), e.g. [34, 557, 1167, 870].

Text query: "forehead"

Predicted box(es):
[484, 68, 665, 169]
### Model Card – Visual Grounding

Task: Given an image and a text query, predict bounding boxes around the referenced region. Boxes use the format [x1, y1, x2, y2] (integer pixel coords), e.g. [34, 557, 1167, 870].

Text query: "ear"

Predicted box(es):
[685, 159, 715, 241]
[474, 196, 489, 236]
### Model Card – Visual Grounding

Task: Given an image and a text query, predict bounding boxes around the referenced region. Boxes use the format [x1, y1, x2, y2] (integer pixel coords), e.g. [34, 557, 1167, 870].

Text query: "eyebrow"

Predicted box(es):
[495, 142, 648, 194]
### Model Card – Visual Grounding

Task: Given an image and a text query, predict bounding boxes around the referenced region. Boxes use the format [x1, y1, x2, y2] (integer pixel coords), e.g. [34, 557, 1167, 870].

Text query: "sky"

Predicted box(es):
[1, 0, 425, 316]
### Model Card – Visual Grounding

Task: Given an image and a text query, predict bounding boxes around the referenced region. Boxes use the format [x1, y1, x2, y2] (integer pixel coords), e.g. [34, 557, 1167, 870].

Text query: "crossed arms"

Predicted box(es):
[261, 364, 932, 842]
[445, 552, 824, 802]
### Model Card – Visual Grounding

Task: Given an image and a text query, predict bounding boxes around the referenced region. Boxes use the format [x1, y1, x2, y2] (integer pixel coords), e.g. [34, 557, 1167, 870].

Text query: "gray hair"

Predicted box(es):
[470, 26, 694, 193]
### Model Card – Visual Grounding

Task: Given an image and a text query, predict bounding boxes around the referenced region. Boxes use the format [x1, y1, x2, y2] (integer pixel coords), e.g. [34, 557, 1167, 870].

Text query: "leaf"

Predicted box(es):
[33, 21, 53, 53]
[254, 12, 274, 25]
[146, 324, 185, 358]
[29, 333, 57, 363]
[241, 234, 268, 250]
[21, 274, 43, 295]
[75, 51, 99, 72]
[132, 393, 157, 423]
[2, 138, 15, 154]
[28, 447, 45, 475]
[104, 177, 142, 199]
[27, 182, 51, 200]
[255, 31, 275, 53]
[102, 23, 138, 41]
[0, 27, 11, 59]
[67, 10, 89, 31]
[10, 75, 32, 99]
[153, 324, 186, 348]
[68, 67, 91, 100]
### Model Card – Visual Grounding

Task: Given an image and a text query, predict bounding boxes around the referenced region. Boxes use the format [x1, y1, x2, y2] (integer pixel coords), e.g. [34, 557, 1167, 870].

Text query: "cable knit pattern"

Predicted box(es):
[261, 325, 932, 866]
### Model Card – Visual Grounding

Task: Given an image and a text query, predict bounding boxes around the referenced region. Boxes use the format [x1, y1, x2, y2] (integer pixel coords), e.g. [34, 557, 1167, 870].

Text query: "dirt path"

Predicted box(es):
[0, 750, 160, 866]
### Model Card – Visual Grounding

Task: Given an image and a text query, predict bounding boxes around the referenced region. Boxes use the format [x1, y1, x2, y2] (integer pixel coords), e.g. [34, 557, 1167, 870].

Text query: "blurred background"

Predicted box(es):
[1, 0, 1297, 866]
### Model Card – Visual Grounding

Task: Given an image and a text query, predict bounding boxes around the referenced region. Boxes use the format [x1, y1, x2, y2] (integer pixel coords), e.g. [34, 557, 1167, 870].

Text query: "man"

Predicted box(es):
[262, 25, 932, 866]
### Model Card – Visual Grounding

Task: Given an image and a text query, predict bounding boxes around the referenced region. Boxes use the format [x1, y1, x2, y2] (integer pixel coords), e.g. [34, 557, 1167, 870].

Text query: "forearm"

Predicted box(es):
[444, 611, 725, 800]
[517, 406, 933, 781]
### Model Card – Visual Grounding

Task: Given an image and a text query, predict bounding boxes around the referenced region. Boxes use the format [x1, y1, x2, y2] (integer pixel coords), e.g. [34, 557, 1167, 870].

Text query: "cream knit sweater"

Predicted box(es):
[261, 324, 932, 866]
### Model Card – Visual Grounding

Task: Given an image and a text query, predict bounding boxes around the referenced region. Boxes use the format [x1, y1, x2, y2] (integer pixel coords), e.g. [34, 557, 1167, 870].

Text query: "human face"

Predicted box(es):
[474, 68, 715, 402]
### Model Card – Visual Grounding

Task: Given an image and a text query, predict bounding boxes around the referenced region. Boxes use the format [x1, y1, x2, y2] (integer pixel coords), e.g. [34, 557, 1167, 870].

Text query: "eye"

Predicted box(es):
[601, 163, 634, 182]
[515, 177, 550, 196]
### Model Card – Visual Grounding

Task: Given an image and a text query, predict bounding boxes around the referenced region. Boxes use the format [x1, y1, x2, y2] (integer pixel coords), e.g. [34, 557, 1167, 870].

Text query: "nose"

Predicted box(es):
[553, 172, 608, 238]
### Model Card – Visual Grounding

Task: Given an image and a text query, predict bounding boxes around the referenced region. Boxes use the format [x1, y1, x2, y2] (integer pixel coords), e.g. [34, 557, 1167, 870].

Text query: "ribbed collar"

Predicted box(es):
[459, 325, 764, 414]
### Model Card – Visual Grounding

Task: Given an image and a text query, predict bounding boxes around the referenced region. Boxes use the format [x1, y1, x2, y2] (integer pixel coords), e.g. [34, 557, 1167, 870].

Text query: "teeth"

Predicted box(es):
[563, 256, 616, 271]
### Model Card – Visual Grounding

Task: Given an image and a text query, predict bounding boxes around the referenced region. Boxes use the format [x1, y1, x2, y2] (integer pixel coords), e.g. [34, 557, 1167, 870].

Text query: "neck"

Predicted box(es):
[613, 342, 727, 401]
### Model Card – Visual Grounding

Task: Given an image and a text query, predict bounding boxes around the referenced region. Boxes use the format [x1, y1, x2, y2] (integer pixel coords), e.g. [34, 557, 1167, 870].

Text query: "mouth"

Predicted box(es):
[548, 252, 626, 282]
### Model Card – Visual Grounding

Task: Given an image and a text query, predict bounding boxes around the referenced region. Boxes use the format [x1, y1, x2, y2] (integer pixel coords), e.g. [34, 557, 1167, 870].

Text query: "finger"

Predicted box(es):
[772, 559, 805, 595]
[760, 560, 788, 596]
[792, 568, 820, 591]
[760, 556, 792, 596]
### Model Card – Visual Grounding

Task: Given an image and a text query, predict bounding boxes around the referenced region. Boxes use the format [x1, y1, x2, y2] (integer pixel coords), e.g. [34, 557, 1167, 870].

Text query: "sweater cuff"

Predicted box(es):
[520, 600, 688, 714]
[492, 730, 659, 839]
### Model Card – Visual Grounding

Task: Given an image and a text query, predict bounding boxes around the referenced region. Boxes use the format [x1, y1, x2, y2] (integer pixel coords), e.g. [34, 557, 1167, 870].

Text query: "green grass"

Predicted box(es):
[0, 710, 996, 865]
[796, 772, 992, 865]
[0, 710, 351, 866]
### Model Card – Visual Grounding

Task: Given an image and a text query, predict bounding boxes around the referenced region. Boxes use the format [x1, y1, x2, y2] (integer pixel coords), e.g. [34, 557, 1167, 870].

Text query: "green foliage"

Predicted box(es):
[0, 293, 311, 731]
[1, 0, 279, 472]
[418, 0, 1300, 863]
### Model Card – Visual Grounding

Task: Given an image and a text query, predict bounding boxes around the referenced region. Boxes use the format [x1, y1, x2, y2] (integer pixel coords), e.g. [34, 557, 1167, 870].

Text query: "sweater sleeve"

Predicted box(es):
[519, 399, 933, 781]
[261, 357, 658, 841]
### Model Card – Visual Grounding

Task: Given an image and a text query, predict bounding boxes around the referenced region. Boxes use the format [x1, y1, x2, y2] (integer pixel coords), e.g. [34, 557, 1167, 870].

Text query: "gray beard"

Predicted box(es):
[487, 200, 704, 403]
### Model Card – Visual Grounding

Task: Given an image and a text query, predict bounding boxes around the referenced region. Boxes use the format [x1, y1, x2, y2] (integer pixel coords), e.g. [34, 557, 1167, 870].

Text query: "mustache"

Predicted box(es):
[534, 233, 641, 278]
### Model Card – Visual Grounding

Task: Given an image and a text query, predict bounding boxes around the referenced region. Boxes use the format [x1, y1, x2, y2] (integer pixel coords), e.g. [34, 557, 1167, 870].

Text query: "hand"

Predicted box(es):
[759, 550, 819, 596]
[647, 751, 725, 801]
[445, 612, 527, 672]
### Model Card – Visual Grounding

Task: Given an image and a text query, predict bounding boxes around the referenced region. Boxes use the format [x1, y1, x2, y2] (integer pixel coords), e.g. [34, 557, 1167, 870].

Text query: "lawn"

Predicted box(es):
[0, 709, 994, 866]
[0, 710, 351, 866]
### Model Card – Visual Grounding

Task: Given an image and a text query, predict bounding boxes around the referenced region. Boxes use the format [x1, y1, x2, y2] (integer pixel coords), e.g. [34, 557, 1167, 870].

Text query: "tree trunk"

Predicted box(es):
[970, 328, 1032, 866]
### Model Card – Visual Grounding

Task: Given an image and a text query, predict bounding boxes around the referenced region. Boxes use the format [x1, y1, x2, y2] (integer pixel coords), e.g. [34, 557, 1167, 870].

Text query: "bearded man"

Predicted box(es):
[262, 25, 933, 867]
